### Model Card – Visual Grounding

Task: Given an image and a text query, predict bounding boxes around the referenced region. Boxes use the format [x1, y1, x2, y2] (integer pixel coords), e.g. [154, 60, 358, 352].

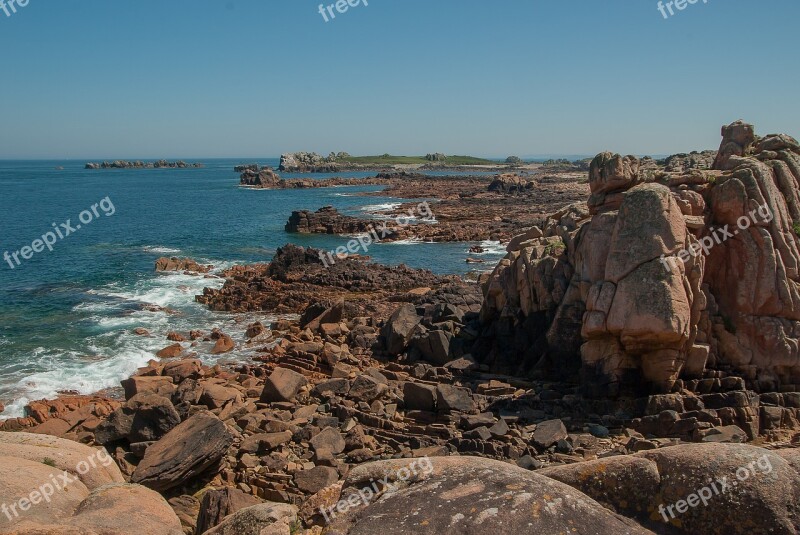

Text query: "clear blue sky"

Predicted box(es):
[1, 0, 797, 159]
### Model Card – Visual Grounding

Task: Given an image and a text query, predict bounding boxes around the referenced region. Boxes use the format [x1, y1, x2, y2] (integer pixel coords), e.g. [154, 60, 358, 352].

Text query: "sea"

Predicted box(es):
[0, 159, 507, 418]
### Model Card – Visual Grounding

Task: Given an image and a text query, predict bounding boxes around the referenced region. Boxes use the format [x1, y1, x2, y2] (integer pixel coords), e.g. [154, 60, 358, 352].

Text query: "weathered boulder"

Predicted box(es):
[132, 412, 233, 492]
[294, 466, 340, 494]
[62, 483, 183, 535]
[0, 456, 91, 528]
[211, 334, 235, 355]
[162, 358, 202, 383]
[199, 383, 243, 410]
[403, 382, 437, 411]
[0, 434, 179, 534]
[325, 456, 654, 534]
[0, 432, 124, 490]
[540, 443, 800, 535]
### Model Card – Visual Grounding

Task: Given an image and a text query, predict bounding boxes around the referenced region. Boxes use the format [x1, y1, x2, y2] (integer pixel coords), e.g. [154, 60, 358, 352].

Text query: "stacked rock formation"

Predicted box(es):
[480, 121, 800, 398]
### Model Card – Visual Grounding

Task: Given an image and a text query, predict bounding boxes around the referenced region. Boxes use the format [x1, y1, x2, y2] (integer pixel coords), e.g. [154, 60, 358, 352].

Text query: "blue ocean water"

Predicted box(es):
[0, 159, 505, 417]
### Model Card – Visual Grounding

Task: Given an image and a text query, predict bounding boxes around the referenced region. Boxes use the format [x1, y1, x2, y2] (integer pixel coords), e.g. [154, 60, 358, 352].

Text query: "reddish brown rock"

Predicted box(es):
[211, 334, 235, 355]
[155, 257, 212, 273]
[157, 343, 184, 359]
[260, 368, 308, 403]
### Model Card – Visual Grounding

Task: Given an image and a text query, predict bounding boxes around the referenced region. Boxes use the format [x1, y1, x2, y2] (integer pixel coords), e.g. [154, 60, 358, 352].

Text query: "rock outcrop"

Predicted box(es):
[155, 257, 213, 274]
[239, 167, 282, 188]
[285, 206, 377, 235]
[279, 152, 341, 173]
[488, 173, 536, 194]
[479, 121, 800, 398]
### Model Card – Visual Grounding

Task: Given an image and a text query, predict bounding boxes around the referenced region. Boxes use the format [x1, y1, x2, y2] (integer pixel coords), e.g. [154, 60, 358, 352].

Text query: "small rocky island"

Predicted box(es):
[85, 160, 204, 169]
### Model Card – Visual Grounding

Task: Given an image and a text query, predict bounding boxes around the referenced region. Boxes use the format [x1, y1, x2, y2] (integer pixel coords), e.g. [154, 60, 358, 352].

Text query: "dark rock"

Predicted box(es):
[436, 384, 475, 413]
[94, 392, 180, 445]
[195, 487, 262, 534]
[383, 304, 422, 356]
[132, 412, 233, 492]
[533, 419, 568, 449]
[403, 382, 437, 412]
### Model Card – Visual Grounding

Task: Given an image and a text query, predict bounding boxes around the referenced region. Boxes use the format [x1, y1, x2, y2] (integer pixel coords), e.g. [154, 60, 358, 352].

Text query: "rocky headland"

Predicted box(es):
[4, 121, 800, 534]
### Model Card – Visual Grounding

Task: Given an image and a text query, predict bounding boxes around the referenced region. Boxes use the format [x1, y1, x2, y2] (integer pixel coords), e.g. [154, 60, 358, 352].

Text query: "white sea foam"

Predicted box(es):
[361, 202, 401, 212]
[471, 240, 508, 255]
[386, 238, 426, 245]
[142, 245, 182, 254]
[0, 266, 256, 420]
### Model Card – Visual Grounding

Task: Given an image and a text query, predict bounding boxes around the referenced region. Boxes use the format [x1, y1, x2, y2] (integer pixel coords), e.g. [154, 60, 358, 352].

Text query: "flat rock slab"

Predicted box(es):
[132, 411, 233, 492]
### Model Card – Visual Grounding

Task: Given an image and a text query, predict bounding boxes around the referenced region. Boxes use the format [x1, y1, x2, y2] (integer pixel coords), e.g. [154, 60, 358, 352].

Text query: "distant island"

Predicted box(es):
[278, 151, 503, 172]
[85, 160, 204, 169]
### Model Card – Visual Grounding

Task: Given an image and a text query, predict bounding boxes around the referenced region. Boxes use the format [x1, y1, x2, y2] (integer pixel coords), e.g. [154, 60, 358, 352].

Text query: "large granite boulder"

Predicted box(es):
[541, 443, 800, 535]
[0, 432, 124, 489]
[0, 433, 180, 534]
[325, 456, 654, 534]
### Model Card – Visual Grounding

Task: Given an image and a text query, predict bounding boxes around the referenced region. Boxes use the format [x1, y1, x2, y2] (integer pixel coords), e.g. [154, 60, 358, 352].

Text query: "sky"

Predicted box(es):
[0, 0, 798, 159]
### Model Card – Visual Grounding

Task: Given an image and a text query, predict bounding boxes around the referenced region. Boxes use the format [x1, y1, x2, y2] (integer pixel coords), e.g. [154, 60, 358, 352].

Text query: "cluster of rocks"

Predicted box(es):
[85, 160, 203, 169]
[278, 152, 343, 173]
[195, 244, 451, 315]
[7, 283, 800, 533]
[285, 207, 378, 236]
[155, 257, 214, 274]
[239, 167, 282, 188]
[480, 121, 800, 399]
[488, 173, 537, 194]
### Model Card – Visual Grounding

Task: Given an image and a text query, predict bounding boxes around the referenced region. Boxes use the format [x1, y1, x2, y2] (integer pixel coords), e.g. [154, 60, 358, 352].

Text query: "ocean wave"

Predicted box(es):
[386, 238, 426, 245]
[142, 245, 182, 254]
[471, 240, 508, 255]
[361, 202, 401, 212]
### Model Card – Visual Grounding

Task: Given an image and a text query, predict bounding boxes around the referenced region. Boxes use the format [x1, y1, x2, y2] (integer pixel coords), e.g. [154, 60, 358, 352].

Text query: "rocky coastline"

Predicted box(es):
[277, 151, 514, 174]
[4, 122, 800, 534]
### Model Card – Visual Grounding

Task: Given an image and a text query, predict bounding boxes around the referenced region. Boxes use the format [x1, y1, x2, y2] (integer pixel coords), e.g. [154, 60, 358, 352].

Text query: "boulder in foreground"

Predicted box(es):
[326, 456, 654, 534]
